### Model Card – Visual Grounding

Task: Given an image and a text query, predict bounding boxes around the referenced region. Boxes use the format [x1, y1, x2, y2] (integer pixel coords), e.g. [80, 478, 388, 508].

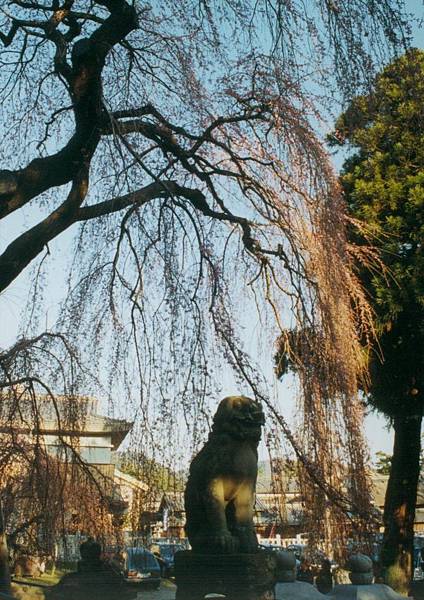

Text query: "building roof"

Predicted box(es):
[372, 474, 424, 511]
[0, 392, 133, 450]
[114, 468, 149, 491]
[256, 461, 299, 494]
[159, 492, 185, 513]
[255, 493, 303, 526]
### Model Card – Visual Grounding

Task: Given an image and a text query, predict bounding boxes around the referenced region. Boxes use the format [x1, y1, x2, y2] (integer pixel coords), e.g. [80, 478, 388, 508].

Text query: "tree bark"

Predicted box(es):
[381, 413, 422, 592]
[0, 502, 12, 597]
[0, 1, 138, 221]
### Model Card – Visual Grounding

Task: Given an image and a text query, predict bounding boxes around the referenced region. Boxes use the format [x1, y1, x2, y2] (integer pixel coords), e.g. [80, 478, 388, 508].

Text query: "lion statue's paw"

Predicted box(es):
[205, 533, 240, 554]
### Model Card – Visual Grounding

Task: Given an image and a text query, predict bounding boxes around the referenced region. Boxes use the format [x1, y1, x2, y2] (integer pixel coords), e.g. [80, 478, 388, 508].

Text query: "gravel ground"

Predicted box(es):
[126, 579, 176, 599]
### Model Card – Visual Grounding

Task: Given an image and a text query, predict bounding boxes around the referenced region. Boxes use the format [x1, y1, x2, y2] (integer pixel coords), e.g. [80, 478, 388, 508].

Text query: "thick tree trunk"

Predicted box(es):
[381, 414, 422, 593]
[0, 502, 12, 597]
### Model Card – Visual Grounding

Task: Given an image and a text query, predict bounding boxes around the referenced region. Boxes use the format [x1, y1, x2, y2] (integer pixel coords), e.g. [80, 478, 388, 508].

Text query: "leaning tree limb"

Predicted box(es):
[0, 0, 138, 220]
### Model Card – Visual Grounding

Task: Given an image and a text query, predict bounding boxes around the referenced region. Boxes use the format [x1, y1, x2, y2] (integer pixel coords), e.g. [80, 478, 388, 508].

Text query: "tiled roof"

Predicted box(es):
[372, 474, 424, 510]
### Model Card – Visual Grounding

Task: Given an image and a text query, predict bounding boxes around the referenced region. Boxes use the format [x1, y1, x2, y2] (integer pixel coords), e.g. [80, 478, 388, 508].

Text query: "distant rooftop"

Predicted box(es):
[0, 391, 133, 450]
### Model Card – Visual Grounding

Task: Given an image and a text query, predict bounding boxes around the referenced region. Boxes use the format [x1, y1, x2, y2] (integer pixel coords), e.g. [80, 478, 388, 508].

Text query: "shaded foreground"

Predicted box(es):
[12, 578, 177, 600]
[12, 574, 424, 599]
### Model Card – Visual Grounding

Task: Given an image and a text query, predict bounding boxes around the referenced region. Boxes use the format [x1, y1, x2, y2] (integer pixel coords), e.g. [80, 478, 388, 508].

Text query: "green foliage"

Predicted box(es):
[375, 451, 392, 475]
[384, 563, 409, 596]
[333, 49, 424, 417]
[118, 451, 184, 493]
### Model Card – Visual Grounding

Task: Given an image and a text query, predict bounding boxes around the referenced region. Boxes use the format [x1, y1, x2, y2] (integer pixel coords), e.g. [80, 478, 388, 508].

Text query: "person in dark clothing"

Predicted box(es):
[297, 558, 314, 584]
[316, 558, 333, 594]
[46, 538, 134, 600]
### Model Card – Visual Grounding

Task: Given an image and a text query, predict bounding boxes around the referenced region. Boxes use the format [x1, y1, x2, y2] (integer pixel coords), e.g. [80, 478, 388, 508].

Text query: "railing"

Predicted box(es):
[257, 535, 302, 547]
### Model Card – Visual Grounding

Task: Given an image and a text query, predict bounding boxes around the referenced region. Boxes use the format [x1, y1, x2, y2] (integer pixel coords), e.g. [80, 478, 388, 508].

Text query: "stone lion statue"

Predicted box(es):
[184, 395, 264, 554]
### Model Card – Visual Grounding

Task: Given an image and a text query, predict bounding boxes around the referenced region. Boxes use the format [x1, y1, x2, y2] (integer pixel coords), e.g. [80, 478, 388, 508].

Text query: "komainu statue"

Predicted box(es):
[184, 395, 264, 554]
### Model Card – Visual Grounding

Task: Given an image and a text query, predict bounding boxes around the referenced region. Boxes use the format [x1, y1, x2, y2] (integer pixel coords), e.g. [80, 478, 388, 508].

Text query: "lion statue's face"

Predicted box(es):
[212, 396, 264, 444]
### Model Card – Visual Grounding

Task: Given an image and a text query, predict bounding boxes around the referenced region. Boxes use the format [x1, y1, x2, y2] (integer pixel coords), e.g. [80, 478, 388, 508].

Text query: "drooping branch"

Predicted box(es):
[75, 181, 177, 222]
[0, 0, 409, 565]
[0, 172, 282, 294]
[0, 21, 19, 47]
[78, 181, 279, 262]
[0, 0, 138, 220]
[0, 169, 89, 293]
[7, 513, 43, 549]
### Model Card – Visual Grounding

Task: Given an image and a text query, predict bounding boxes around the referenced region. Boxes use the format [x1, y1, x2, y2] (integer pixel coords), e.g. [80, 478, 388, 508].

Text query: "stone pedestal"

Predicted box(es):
[329, 583, 407, 599]
[175, 550, 277, 600]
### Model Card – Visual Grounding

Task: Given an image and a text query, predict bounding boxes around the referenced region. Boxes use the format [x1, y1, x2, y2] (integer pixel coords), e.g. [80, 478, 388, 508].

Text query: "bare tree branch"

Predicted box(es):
[0, 1, 137, 220]
[0, 169, 88, 293]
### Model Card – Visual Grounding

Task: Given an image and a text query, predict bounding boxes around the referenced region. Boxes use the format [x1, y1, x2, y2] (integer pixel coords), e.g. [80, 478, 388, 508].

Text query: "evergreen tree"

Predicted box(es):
[375, 452, 393, 476]
[331, 49, 424, 592]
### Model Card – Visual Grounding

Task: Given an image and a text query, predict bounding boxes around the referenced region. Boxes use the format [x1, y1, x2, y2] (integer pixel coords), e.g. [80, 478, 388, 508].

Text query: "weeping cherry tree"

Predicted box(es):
[0, 0, 412, 582]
